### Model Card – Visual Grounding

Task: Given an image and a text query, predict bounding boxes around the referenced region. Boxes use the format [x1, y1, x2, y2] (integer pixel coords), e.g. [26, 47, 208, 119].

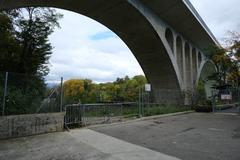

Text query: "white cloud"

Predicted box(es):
[189, 0, 240, 40]
[47, 9, 143, 83]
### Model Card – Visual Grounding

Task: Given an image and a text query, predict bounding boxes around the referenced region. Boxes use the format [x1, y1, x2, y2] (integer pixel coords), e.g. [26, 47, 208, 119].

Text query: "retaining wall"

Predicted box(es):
[0, 112, 65, 139]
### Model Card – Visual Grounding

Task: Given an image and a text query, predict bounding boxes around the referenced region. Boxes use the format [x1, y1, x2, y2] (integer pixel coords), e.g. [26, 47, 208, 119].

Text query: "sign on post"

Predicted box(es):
[221, 94, 232, 100]
[145, 84, 151, 92]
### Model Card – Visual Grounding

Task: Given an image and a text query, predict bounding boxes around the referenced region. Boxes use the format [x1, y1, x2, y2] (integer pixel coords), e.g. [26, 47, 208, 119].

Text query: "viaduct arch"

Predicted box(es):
[0, 0, 218, 105]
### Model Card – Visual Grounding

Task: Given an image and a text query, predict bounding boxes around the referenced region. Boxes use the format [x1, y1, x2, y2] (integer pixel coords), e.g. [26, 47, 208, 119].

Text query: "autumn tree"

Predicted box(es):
[63, 75, 147, 104]
[206, 31, 240, 87]
[63, 79, 98, 104]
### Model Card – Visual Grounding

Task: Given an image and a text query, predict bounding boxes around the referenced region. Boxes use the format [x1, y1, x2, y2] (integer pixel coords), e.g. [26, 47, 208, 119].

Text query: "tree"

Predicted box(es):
[206, 45, 231, 86]
[0, 8, 63, 76]
[63, 79, 98, 104]
[15, 7, 63, 76]
[0, 8, 63, 114]
[64, 79, 85, 104]
[0, 11, 20, 72]
[205, 31, 240, 87]
[62, 75, 147, 104]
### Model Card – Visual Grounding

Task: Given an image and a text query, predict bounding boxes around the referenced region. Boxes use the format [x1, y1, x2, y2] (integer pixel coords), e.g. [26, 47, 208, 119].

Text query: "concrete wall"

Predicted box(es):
[0, 112, 65, 140]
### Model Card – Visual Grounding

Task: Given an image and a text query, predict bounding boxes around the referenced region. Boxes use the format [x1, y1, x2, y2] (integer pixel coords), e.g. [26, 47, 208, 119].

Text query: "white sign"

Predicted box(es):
[145, 84, 151, 92]
[221, 94, 232, 100]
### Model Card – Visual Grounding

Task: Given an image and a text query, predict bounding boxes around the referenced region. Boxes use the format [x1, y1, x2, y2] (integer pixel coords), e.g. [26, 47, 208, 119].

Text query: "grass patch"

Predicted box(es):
[81, 104, 190, 118]
[142, 105, 190, 117]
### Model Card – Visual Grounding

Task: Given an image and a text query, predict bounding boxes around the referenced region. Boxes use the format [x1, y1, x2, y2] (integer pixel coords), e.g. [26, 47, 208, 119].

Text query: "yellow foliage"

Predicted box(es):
[63, 79, 84, 98]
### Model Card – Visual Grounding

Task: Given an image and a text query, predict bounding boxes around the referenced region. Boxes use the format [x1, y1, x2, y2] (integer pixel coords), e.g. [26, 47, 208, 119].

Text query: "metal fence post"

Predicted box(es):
[83, 105, 86, 126]
[2, 72, 8, 116]
[238, 88, 240, 113]
[60, 77, 64, 112]
[212, 90, 215, 113]
[147, 91, 150, 115]
[142, 86, 144, 116]
[121, 104, 123, 117]
[138, 87, 141, 117]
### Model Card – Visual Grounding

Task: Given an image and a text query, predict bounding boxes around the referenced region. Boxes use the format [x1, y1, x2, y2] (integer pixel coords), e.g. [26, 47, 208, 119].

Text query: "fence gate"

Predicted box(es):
[64, 105, 83, 127]
[64, 103, 140, 128]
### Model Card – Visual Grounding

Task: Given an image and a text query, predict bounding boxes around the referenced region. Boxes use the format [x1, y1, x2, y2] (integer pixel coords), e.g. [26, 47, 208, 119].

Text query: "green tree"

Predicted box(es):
[0, 11, 20, 72]
[0, 8, 63, 115]
[205, 31, 240, 87]
[15, 7, 63, 76]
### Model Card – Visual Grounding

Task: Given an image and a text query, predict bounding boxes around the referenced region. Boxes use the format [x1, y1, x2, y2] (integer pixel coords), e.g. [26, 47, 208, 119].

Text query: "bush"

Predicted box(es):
[194, 104, 212, 112]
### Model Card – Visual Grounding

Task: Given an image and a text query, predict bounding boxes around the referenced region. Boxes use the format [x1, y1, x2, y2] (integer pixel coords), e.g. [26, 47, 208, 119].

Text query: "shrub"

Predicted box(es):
[194, 100, 212, 112]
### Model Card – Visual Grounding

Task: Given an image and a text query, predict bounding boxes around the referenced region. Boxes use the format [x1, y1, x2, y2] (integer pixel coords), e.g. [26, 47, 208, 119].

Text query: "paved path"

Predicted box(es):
[0, 129, 180, 160]
[1, 112, 240, 160]
[92, 112, 240, 160]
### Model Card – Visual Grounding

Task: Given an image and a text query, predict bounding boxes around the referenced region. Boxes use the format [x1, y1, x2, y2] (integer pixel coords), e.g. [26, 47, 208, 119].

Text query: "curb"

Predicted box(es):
[87, 110, 195, 129]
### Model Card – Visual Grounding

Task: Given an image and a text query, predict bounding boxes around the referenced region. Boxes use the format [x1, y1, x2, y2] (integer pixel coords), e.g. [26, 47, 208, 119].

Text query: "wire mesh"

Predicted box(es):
[212, 88, 240, 113]
[64, 102, 190, 127]
[0, 72, 5, 115]
[0, 71, 62, 116]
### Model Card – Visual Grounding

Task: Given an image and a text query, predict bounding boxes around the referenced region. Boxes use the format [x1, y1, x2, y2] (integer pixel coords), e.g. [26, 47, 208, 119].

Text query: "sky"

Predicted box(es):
[46, 0, 240, 84]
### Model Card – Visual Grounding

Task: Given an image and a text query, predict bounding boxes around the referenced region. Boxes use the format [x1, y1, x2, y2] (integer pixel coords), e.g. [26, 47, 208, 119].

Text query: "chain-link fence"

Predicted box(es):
[0, 71, 63, 116]
[212, 87, 240, 113]
[0, 72, 5, 115]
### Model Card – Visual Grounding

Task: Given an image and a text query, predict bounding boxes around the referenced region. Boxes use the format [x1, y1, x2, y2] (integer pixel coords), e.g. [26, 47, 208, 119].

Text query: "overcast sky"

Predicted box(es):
[46, 0, 240, 83]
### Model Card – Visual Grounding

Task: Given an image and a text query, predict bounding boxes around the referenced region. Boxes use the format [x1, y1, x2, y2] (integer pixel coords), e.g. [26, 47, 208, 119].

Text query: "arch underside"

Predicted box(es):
[1, 0, 183, 104]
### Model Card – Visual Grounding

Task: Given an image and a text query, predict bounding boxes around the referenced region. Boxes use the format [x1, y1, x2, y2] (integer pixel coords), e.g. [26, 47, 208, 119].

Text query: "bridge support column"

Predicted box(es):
[183, 41, 186, 89]
[183, 42, 193, 105]
[190, 46, 193, 89]
[173, 34, 177, 58]
[196, 50, 199, 73]
[152, 89, 184, 105]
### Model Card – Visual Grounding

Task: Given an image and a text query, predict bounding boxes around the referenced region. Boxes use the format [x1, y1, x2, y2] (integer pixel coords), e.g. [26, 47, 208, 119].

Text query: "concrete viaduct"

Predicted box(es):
[0, 0, 218, 105]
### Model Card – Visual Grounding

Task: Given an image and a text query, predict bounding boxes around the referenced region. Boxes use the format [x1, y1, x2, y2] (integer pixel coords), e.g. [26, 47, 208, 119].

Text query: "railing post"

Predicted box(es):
[2, 72, 8, 116]
[60, 77, 64, 112]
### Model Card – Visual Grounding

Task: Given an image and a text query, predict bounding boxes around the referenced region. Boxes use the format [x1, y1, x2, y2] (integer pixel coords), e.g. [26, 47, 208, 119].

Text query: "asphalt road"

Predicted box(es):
[0, 128, 180, 160]
[92, 112, 240, 160]
[1, 112, 239, 160]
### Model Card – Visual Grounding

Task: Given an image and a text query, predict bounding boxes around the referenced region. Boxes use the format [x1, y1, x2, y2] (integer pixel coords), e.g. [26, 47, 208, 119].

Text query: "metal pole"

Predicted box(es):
[212, 90, 215, 113]
[60, 77, 64, 112]
[238, 87, 240, 113]
[120, 104, 123, 121]
[2, 72, 8, 116]
[138, 87, 141, 117]
[142, 86, 144, 116]
[148, 91, 150, 115]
